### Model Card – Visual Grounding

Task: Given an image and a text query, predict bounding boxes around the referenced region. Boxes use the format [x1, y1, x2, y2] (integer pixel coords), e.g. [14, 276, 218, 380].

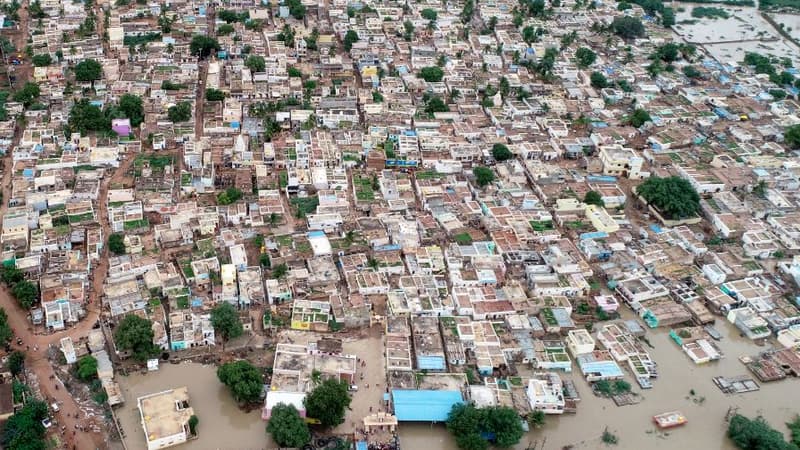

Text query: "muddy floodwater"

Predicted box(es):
[401, 314, 799, 450]
[115, 315, 798, 450]
[115, 362, 275, 450]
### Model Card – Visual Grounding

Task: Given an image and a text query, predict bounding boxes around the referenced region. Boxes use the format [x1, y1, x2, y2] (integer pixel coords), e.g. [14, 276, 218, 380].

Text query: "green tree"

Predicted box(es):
[575, 47, 596, 68]
[447, 404, 524, 450]
[287, 67, 302, 77]
[76, 355, 98, 381]
[627, 108, 652, 127]
[304, 378, 351, 427]
[114, 314, 158, 362]
[584, 190, 604, 206]
[590, 71, 608, 88]
[473, 167, 495, 187]
[611, 16, 646, 39]
[217, 23, 235, 35]
[0, 308, 12, 345]
[31, 54, 52, 66]
[245, 55, 265, 73]
[69, 99, 110, 134]
[119, 94, 144, 127]
[190, 35, 220, 58]
[210, 303, 244, 342]
[188, 415, 199, 435]
[491, 143, 513, 161]
[217, 360, 263, 404]
[425, 96, 449, 115]
[286, 0, 306, 19]
[343, 30, 359, 52]
[1, 399, 48, 450]
[12, 82, 40, 107]
[683, 65, 701, 79]
[108, 233, 125, 255]
[418, 66, 444, 82]
[267, 403, 311, 447]
[8, 351, 25, 376]
[529, 410, 546, 427]
[728, 414, 797, 450]
[12, 281, 38, 309]
[167, 101, 192, 122]
[205, 88, 225, 101]
[662, 7, 675, 27]
[654, 43, 679, 62]
[787, 124, 800, 149]
[421, 8, 438, 21]
[74, 59, 103, 84]
[272, 263, 288, 279]
[217, 187, 243, 205]
[636, 176, 700, 220]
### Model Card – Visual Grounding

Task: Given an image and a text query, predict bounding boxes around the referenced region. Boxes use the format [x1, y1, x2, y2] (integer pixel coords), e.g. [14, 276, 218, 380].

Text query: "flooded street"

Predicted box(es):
[112, 318, 799, 450]
[115, 362, 274, 450]
[401, 315, 798, 450]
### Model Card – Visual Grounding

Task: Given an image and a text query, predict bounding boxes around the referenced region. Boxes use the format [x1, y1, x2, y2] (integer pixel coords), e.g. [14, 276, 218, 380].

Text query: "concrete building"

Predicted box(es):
[137, 387, 195, 450]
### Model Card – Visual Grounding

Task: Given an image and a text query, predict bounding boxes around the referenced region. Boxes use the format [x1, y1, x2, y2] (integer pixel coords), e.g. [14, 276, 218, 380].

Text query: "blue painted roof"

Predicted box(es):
[416, 355, 445, 370]
[356, 442, 368, 450]
[392, 390, 463, 422]
[308, 230, 326, 238]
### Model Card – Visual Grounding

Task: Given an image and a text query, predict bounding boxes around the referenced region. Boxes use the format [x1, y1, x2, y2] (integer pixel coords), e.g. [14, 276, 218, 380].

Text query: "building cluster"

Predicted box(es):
[3, 0, 800, 440]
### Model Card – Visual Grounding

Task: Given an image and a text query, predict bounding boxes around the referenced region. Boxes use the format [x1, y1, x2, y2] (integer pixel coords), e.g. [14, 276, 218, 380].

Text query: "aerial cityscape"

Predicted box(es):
[0, 0, 799, 448]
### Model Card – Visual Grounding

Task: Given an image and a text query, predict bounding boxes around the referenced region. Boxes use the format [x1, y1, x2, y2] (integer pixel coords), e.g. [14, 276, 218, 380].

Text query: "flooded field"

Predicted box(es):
[115, 362, 274, 450]
[401, 314, 799, 450]
[771, 13, 800, 41]
[671, 3, 800, 64]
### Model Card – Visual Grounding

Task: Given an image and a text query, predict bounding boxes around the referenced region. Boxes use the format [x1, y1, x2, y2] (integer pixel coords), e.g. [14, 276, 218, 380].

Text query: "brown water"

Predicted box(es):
[400, 315, 798, 450]
[115, 317, 798, 450]
[115, 362, 274, 450]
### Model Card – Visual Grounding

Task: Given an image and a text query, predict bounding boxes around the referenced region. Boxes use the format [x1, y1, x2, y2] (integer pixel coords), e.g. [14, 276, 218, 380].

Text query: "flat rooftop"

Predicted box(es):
[138, 387, 194, 442]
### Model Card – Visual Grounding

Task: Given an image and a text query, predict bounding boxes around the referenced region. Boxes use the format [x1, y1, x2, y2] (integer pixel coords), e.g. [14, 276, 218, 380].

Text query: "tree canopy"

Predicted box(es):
[108, 233, 125, 255]
[612, 16, 646, 39]
[210, 303, 244, 342]
[217, 360, 263, 404]
[114, 314, 158, 362]
[1, 399, 48, 450]
[446, 404, 524, 450]
[190, 35, 220, 58]
[491, 144, 513, 161]
[8, 351, 25, 376]
[343, 30, 359, 51]
[267, 403, 311, 448]
[11, 281, 38, 309]
[12, 82, 39, 108]
[584, 190, 604, 206]
[217, 187, 243, 205]
[0, 308, 12, 345]
[31, 54, 51, 67]
[636, 176, 700, 220]
[74, 59, 103, 83]
[728, 414, 798, 450]
[786, 124, 800, 149]
[245, 55, 265, 73]
[590, 71, 608, 89]
[627, 108, 652, 127]
[205, 88, 225, 101]
[473, 167, 495, 187]
[76, 355, 98, 381]
[304, 378, 352, 428]
[575, 47, 597, 68]
[119, 94, 144, 127]
[418, 66, 444, 82]
[69, 99, 109, 134]
[167, 101, 192, 123]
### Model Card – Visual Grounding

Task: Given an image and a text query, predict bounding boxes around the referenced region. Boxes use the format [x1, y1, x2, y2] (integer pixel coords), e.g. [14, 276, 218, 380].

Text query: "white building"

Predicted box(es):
[138, 387, 194, 450]
[526, 373, 565, 414]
